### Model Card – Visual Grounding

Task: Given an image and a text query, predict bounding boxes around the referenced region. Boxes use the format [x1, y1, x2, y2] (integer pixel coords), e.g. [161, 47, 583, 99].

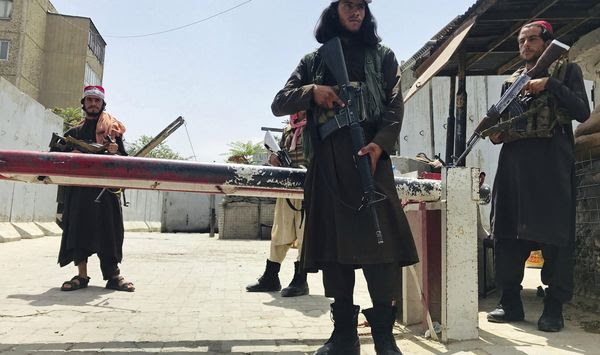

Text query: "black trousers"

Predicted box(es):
[74, 253, 120, 281]
[322, 262, 399, 307]
[495, 238, 574, 303]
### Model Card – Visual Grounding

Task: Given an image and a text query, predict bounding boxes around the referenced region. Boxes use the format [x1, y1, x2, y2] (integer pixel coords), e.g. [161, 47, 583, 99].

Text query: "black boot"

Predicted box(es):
[538, 295, 564, 332]
[281, 261, 309, 297]
[487, 289, 524, 323]
[363, 306, 402, 355]
[246, 259, 281, 292]
[314, 302, 360, 355]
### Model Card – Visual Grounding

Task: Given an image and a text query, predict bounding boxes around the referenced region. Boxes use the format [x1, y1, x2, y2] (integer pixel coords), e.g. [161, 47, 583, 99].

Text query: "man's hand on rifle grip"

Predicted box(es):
[268, 154, 281, 167]
[312, 84, 345, 109]
[107, 143, 118, 154]
[523, 77, 548, 95]
[489, 132, 504, 145]
[358, 143, 383, 176]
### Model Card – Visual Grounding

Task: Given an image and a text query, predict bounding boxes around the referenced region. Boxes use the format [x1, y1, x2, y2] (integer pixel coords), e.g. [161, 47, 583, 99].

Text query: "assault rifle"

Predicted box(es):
[263, 130, 292, 167]
[453, 39, 570, 166]
[49, 133, 111, 154]
[319, 37, 386, 245]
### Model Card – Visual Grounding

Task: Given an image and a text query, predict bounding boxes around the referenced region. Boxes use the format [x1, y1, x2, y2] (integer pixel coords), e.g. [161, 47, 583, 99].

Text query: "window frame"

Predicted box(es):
[0, 40, 9, 60]
[0, 0, 13, 19]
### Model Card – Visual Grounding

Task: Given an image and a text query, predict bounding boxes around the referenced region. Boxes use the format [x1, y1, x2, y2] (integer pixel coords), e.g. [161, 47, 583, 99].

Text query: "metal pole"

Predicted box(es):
[445, 76, 456, 164]
[209, 194, 216, 238]
[428, 83, 436, 158]
[454, 50, 468, 167]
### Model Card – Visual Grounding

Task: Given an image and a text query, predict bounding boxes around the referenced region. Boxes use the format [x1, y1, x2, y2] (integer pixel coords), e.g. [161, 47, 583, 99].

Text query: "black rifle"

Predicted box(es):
[453, 39, 570, 166]
[263, 130, 292, 167]
[319, 37, 386, 245]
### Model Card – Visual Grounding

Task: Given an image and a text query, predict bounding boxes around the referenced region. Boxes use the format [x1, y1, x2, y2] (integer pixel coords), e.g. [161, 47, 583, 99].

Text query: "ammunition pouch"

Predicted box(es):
[501, 93, 573, 143]
[500, 59, 574, 143]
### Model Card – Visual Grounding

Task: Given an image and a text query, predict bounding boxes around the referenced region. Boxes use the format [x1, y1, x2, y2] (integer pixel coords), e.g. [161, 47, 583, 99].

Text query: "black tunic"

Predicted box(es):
[57, 119, 127, 266]
[491, 63, 590, 247]
[272, 38, 418, 271]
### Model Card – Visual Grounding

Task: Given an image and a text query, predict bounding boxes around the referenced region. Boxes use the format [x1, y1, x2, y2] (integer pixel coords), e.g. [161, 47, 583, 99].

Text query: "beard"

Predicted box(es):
[83, 106, 102, 119]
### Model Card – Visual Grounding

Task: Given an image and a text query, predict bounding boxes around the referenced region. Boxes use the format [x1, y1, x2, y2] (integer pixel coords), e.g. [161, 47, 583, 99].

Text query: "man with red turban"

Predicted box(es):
[56, 85, 134, 292]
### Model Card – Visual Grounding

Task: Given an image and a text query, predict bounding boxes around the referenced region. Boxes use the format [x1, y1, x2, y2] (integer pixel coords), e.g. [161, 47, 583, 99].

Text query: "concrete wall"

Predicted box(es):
[0, 0, 104, 109]
[121, 189, 163, 232]
[40, 14, 89, 109]
[18, 0, 50, 101]
[161, 192, 223, 233]
[402, 76, 505, 228]
[217, 196, 275, 239]
[0, 76, 61, 224]
[0, 77, 163, 241]
[0, 0, 55, 101]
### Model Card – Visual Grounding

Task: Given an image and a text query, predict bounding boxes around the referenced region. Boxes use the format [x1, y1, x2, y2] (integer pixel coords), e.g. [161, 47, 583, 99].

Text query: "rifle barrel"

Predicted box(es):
[134, 116, 185, 157]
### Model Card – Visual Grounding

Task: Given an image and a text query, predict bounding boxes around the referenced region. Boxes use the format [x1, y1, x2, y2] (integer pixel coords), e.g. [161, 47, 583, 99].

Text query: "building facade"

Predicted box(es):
[0, 0, 105, 109]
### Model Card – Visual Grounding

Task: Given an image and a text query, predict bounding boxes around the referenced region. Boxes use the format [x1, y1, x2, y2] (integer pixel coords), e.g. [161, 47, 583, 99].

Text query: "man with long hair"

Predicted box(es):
[56, 86, 135, 293]
[487, 21, 590, 332]
[272, 1, 417, 354]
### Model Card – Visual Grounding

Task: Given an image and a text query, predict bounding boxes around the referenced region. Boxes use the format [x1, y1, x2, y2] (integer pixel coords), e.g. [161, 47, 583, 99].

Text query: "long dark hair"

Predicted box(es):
[314, 1, 381, 46]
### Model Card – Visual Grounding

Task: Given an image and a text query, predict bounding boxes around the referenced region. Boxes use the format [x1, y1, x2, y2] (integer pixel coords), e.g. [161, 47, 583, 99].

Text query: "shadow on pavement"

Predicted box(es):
[7, 286, 129, 309]
[0, 338, 330, 354]
[263, 294, 331, 318]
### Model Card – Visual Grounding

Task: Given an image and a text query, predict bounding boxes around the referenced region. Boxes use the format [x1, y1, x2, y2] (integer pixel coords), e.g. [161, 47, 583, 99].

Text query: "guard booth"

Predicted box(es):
[398, 0, 600, 341]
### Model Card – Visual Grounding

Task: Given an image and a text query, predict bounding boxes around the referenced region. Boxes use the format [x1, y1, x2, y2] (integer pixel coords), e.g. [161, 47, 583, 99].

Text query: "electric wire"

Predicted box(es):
[105, 0, 253, 38]
[183, 120, 198, 161]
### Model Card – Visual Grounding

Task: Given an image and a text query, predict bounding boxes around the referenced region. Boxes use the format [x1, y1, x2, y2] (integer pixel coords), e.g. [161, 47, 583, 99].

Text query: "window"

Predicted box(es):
[0, 0, 13, 19]
[0, 40, 9, 60]
[88, 29, 105, 64]
[84, 63, 101, 86]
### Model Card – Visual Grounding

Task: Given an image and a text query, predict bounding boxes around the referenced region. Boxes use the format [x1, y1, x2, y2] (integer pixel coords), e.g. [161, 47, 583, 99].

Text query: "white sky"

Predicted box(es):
[50, 0, 475, 162]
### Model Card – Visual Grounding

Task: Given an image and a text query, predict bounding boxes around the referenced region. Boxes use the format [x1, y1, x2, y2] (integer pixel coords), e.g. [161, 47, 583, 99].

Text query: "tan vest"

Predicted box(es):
[281, 124, 307, 168]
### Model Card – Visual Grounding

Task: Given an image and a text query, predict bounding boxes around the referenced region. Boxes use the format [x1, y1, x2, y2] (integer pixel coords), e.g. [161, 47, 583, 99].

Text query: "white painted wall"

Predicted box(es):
[161, 192, 222, 232]
[0, 77, 165, 230]
[0, 77, 61, 222]
[402, 75, 594, 230]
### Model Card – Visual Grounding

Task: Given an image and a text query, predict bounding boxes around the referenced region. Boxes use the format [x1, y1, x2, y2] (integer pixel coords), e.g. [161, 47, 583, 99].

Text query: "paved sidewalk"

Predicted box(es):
[0, 233, 598, 354]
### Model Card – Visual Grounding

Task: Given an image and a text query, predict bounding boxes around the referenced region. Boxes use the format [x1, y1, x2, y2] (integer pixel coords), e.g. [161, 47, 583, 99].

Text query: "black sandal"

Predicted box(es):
[106, 276, 135, 292]
[61, 275, 90, 291]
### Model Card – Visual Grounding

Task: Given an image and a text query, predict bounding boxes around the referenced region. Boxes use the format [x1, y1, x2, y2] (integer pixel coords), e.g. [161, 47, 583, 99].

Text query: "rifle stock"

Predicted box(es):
[453, 39, 570, 166]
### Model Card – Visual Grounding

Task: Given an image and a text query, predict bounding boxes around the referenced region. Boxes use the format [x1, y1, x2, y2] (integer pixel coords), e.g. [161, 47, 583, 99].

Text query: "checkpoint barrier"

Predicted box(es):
[0, 150, 483, 342]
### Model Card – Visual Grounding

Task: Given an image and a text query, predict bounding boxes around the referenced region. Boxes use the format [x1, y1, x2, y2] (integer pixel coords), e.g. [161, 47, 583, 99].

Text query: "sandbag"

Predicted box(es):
[574, 106, 600, 138]
[575, 131, 600, 161]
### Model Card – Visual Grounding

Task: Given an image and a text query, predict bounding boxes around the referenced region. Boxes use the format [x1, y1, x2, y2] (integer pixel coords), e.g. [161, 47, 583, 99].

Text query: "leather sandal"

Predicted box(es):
[106, 276, 135, 292]
[61, 275, 90, 291]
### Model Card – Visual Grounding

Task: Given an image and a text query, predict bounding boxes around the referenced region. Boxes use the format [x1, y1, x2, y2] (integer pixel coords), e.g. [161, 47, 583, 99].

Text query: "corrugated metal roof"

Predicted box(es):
[406, 0, 600, 77]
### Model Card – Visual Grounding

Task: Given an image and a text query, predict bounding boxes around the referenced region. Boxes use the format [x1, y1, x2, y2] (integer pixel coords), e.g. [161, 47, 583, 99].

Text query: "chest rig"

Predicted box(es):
[500, 58, 574, 143]
[302, 44, 389, 158]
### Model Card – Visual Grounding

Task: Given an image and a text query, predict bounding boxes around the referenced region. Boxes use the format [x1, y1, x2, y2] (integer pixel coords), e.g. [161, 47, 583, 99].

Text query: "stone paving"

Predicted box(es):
[0, 232, 599, 354]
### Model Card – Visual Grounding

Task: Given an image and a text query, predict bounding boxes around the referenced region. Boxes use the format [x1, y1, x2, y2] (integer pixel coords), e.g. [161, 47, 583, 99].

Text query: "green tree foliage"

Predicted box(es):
[52, 107, 84, 132]
[225, 140, 266, 164]
[126, 135, 185, 160]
